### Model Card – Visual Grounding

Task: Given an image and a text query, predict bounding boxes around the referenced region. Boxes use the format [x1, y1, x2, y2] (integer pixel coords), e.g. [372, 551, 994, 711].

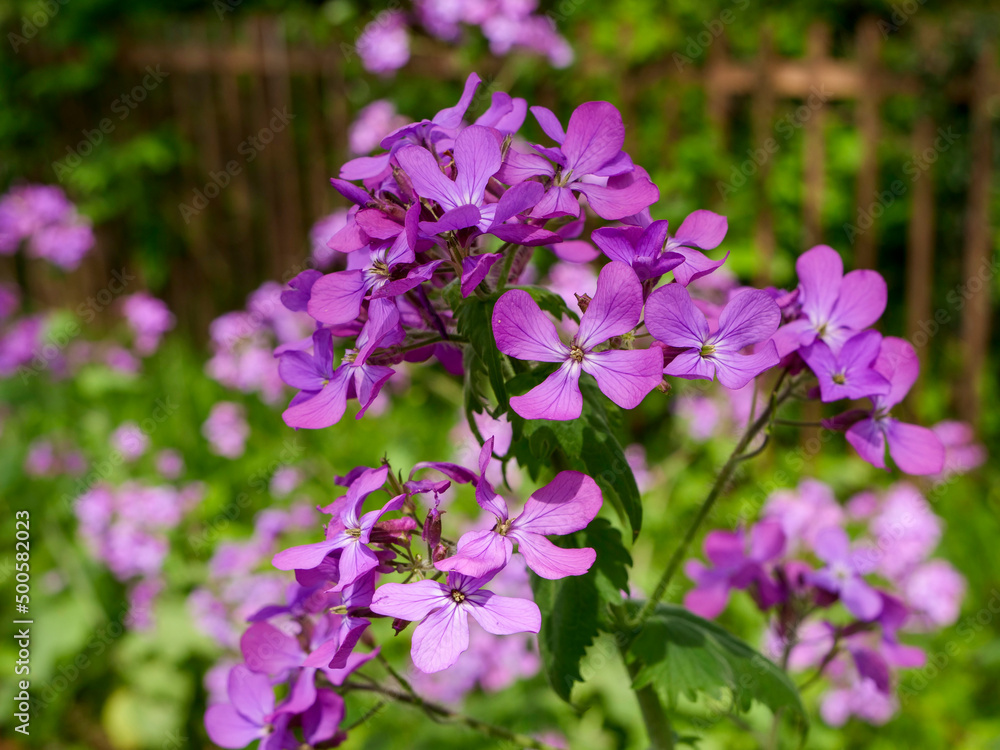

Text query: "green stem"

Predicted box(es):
[495, 242, 518, 293]
[632, 373, 798, 627]
[343, 681, 560, 750]
[627, 658, 675, 749]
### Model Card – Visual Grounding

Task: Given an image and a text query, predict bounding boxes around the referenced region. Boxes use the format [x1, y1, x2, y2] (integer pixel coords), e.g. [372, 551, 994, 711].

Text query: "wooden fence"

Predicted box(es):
[18, 15, 1000, 423]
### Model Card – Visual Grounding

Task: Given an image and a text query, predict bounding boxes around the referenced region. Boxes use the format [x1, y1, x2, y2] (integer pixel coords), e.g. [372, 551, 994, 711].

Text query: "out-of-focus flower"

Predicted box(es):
[0, 184, 94, 270]
[122, 292, 175, 355]
[357, 11, 410, 74]
[156, 449, 185, 479]
[203, 402, 250, 459]
[348, 100, 410, 155]
[111, 421, 150, 461]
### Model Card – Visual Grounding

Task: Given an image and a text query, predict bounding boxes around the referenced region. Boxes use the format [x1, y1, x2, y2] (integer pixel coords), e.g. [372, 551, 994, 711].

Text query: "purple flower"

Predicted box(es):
[122, 292, 175, 355]
[348, 100, 409, 155]
[357, 10, 410, 75]
[808, 526, 883, 621]
[435, 438, 602, 579]
[204, 664, 294, 749]
[661, 210, 730, 286]
[309, 210, 349, 268]
[764, 480, 845, 554]
[155, 449, 184, 479]
[902, 559, 965, 629]
[931, 420, 986, 480]
[772, 245, 887, 357]
[111, 421, 149, 461]
[591, 220, 683, 284]
[493, 261, 664, 420]
[503, 102, 659, 220]
[370, 570, 541, 673]
[836, 337, 945, 475]
[395, 124, 558, 251]
[645, 284, 780, 390]
[271, 466, 401, 591]
[306, 207, 438, 325]
[202, 402, 250, 459]
[0, 282, 19, 320]
[869, 483, 941, 580]
[683, 521, 786, 618]
[800, 329, 890, 402]
[280, 300, 402, 429]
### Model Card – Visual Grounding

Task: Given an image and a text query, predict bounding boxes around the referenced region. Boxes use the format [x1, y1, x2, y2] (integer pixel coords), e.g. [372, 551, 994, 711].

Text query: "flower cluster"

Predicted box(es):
[278, 74, 945, 480]
[206, 441, 600, 745]
[355, 1, 572, 75]
[203, 402, 252, 459]
[0, 184, 95, 270]
[122, 292, 176, 356]
[684, 479, 967, 726]
[207, 282, 314, 404]
[75, 481, 204, 629]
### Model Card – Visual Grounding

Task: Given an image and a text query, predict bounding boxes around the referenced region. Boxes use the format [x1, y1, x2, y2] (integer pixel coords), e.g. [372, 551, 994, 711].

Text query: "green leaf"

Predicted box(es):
[531, 519, 633, 702]
[512, 285, 581, 324]
[449, 289, 508, 412]
[509, 377, 643, 538]
[627, 603, 809, 737]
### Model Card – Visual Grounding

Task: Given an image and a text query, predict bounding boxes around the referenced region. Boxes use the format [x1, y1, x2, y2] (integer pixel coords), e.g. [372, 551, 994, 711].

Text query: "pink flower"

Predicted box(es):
[493, 261, 664, 420]
[435, 437, 602, 579]
[370, 569, 541, 673]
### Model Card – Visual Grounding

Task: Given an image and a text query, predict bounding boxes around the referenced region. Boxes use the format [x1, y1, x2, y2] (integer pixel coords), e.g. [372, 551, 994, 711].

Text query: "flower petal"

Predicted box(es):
[830, 269, 887, 332]
[561, 101, 625, 176]
[410, 603, 469, 673]
[576, 261, 643, 349]
[272, 539, 343, 572]
[240, 623, 304, 674]
[307, 270, 369, 326]
[581, 348, 663, 409]
[846, 417, 887, 469]
[710, 342, 779, 390]
[510, 530, 596, 579]
[227, 664, 274, 724]
[466, 590, 542, 633]
[514, 471, 602, 535]
[645, 283, 710, 348]
[574, 179, 659, 221]
[796, 245, 843, 322]
[509, 361, 583, 421]
[370, 579, 451, 621]
[492, 289, 568, 363]
[714, 289, 781, 351]
[453, 125, 502, 205]
[205, 704, 264, 749]
[434, 529, 513, 578]
[673, 210, 728, 249]
[394, 145, 462, 209]
[885, 420, 945, 475]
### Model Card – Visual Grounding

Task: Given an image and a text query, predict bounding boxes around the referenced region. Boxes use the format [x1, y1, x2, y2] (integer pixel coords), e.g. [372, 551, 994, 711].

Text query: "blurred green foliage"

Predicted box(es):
[1, 0, 998, 748]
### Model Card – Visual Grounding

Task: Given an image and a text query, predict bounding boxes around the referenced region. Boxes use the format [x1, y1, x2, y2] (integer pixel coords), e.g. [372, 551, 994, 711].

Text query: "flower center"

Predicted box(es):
[494, 518, 513, 536]
[699, 343, 716, 358]
[330, 605, 348, 615]
[450, 589, 466, 603]
[816, 321, 828, 337]
[569, 345, 585, 362]
[372, 260, 391, 277]
[346, 527, 362, 538]
[832, 372, 846, 385]
[343, 350, 358, 364]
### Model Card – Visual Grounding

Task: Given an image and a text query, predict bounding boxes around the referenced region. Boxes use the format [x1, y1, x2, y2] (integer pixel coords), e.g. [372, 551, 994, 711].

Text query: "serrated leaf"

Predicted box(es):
[627, 602, 808, 737]
[509, 377, 643, 538]
[450, 290, 509, 412]
[531, 519, 633, 702]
